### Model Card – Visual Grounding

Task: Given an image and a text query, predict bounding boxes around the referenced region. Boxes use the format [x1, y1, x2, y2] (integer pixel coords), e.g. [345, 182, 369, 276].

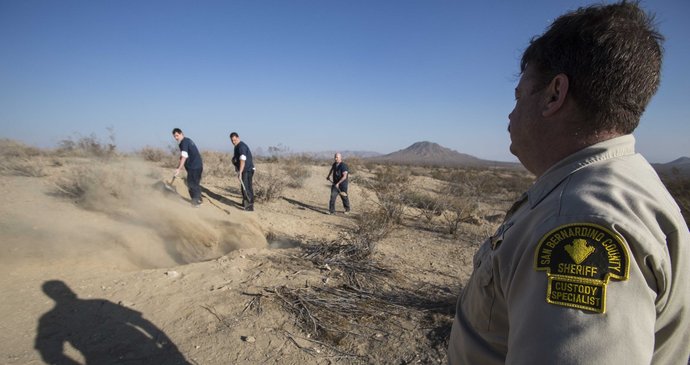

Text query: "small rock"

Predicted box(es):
[241, 336, 256, 343]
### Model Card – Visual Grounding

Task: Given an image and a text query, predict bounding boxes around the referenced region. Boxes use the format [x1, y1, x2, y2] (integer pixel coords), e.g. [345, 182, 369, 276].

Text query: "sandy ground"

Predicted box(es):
[0, 155, 496, 365]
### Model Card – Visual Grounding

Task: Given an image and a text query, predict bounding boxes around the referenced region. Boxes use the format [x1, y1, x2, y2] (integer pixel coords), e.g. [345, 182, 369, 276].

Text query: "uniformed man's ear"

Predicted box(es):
[542, 73, 569, 117]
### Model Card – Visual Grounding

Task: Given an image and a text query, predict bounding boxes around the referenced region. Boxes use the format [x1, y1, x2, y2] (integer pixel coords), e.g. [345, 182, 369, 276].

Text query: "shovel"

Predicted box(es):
[164, 175, 177, 192]
[238, 175, 250, 206]
[327, 177, 347, 197]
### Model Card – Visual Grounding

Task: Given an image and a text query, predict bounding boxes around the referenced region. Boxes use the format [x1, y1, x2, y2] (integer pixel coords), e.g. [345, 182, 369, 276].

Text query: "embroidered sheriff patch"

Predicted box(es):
[534, 223, 629, 313]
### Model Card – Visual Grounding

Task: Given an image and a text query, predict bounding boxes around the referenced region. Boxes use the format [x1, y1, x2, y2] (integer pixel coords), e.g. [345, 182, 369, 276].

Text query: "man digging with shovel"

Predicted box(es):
[230, 132, 255, 211]
[172, 128, 203, 208]
[326, 152, 350, 215]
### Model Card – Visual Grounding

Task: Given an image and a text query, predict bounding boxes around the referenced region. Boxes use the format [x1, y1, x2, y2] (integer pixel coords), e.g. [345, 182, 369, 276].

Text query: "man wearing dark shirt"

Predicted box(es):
[230, 132, 255, 211]
[326, 152, 350, 214]
[172, 128, 203, 207]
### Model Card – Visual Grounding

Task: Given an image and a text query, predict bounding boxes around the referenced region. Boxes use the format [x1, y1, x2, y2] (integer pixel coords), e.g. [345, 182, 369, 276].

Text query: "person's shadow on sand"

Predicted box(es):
[35, 280, 191, 365]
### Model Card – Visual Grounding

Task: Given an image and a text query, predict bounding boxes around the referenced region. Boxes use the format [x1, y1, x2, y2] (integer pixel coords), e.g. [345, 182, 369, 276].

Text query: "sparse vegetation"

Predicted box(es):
[661, 171, 690, 226]
[52, 164, 133, 211]
[137, 146, 168, 163]
[283, 157, 312, 189]
[56, 129, 118, 158]
[202, 151, 234, 178]
[0, 139, 47, 177]
[6, 141, 687, 365]
[253, 164, 285, 202]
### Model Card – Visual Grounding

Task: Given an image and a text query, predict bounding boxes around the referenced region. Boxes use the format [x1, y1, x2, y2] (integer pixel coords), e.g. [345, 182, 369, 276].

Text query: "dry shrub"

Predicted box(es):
[430, 166, 533, 203]
[362, 166, 410, 225]
[53, 164, 133, 210]
[0, 158, 47, 177]
[404, 190, 444, 223]
[1, 139, 43, 158]
[202, 151, 233, 178]
[267, 234, 455, 363]
[282, 157, 311, 188]
[440, 196, 479, 237]
[137, 146, 167, 163]
[56, 132, 117, 158]
[0, 140, 49, 177]
[253, 164, 285, 202]
[343, 156, 359, 175]
[302, 235, 384, 289]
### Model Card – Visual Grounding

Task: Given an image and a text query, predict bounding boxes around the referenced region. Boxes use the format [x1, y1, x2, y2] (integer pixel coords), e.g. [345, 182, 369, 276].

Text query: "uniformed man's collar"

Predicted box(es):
[527, 135, 637, 208]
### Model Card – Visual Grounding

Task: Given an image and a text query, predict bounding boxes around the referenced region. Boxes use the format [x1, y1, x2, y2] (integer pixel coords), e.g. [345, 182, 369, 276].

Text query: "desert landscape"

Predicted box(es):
[1, 137, 687, 365]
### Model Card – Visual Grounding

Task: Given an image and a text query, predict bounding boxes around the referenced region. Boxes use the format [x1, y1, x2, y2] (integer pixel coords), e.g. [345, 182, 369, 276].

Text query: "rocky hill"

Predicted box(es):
[367, 141, 516, 168]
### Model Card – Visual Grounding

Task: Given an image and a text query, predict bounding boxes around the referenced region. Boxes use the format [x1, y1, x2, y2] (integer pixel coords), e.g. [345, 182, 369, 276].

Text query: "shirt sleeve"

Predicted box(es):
[504, 218, 656, 364]
[179, 139, 189, 155]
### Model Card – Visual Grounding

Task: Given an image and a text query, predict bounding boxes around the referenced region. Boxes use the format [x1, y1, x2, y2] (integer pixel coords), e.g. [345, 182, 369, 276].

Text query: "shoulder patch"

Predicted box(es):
[534, 223, 629, 313]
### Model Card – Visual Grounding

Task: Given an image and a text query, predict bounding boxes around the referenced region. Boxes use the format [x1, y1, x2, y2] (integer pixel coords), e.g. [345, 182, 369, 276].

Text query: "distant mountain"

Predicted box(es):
[666, 157, 690, 166]
[367, 141, 515, 167]
[653, 156, 690, 178]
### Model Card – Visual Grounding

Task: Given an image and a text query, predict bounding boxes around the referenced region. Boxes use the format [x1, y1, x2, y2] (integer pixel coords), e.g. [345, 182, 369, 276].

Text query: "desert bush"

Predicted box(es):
[253, 164, 285, 202]
[361, 166, 410, 225]
[1, 139, 43, 158]
[56, 131, 117, 158]
[202, 151, 234, 178]
[429, 166, 533, 202]
[343, 156, 359, 176]
[282, 157, 312, 188]
[53, 164, 133, 210]
[137, 146, 167, 163]
[404, 190, 444, 223]
[440, 196, 479, 237]
[437, 178, 481, 237]
[0, 157, 47, 177]
[351, 206, 397, 242]
[0, 140, 48, 176]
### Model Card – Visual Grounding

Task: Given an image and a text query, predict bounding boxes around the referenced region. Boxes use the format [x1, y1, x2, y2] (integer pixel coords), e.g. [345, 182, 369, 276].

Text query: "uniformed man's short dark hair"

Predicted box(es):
[172, 128, 183, 135]
[521, 1, 663, 135]
[230, 132, 239, 138]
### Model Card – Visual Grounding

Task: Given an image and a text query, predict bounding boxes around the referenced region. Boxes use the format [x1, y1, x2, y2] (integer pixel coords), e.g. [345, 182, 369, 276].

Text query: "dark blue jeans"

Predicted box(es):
[329, 184, 350, 213]
[241, 169, 254, 208]
[186, 167, 203, 204]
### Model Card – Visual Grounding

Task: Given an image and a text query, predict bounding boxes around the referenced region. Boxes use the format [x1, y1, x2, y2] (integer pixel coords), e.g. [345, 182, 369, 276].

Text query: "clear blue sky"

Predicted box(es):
[1, 0, 688, 163]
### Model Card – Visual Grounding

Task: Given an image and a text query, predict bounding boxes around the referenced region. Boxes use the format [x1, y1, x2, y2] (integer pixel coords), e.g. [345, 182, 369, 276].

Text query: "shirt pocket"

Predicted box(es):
[461, 240, 496, 331]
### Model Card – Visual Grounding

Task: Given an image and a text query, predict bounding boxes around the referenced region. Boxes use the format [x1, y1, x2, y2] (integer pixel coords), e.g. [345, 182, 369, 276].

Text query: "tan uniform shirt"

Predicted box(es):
[448, 135, 690, 364]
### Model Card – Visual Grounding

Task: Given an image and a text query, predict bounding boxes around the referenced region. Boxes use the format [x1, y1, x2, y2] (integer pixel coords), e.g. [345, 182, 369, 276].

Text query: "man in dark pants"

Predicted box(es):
[230, 132, 255, 211]
[172, 128, 203, 207]
[326, 152, 350, 214]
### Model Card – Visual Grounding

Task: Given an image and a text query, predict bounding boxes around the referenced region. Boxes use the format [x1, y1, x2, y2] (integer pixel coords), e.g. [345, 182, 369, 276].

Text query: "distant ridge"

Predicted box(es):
[653, 156, 690, 178]
[367, 141, 515, 167]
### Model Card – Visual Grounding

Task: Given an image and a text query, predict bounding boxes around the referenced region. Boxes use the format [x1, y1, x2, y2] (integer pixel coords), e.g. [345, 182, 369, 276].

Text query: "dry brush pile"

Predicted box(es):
[260, 234, 457, 364]
[251, 163, 535, 363]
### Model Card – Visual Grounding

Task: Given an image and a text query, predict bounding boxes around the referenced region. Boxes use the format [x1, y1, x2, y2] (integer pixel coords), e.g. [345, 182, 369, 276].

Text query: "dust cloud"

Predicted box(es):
[0, 157, 267, 272]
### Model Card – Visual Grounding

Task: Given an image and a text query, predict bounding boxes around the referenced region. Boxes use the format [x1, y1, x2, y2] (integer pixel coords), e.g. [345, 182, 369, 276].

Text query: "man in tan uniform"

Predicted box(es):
[448, 2, 690, 364]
